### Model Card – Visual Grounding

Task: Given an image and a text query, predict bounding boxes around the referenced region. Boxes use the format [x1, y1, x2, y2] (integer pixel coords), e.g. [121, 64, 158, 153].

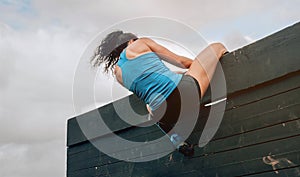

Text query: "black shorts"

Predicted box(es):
[151, 75, 201, 134]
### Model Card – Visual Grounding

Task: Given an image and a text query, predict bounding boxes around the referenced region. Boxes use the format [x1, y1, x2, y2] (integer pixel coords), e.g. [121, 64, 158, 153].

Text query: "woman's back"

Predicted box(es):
[116, 48, 182, 111]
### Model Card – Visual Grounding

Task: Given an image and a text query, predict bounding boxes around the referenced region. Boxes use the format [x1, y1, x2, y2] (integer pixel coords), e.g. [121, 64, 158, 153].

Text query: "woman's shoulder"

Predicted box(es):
[130, 37, 155, 48]
[137, 37, 156, 45]
[126, 38, 152, 59]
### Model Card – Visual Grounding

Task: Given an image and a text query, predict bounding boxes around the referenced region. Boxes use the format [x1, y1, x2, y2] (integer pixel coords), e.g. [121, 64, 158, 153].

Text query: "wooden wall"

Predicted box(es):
[67, 22, 300, 177]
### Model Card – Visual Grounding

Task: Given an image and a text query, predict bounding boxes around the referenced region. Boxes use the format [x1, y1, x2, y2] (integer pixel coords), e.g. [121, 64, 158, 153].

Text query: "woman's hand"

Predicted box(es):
[181, 57, 193, 68]
[146, 104, 153, 116]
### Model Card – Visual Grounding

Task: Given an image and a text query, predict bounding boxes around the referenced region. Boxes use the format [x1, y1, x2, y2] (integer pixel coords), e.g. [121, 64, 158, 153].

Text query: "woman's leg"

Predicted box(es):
[185, 43, 227, 97]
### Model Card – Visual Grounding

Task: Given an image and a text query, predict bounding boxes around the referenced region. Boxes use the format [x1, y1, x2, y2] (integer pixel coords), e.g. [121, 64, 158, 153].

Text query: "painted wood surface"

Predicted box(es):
[67, 22, 300, 177]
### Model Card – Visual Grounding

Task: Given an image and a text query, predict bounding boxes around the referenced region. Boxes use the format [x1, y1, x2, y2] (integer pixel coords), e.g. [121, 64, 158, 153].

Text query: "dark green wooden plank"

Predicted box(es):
[195, 116, 300, 157]
[67, 142, 98, 156]
[202, 150, 300, 177]
[67, 94, 148, 147]
[66, 82, 299, 176]
[214, 137, 300, 169]
[68, 148, 100, 165]
[98, 162, 155, 177]
[225, 71, 300, 110]
[215, 103, 300, 139]
[164, 133, 300, 176]
[97, 154, 178, 177]
[67, 167, 103, 177]
[244, 165, 300, 177]
[67, 90, 300, 172]
[192, 102, 300, 145]
[68, 74, 299, 148]
[171, 170, 206, 177]
[102, 73, 300, 150]
[217, 22, 300, 96]
[68, 123, 160, 156]
[67, 117, 87, 147]
[94, 142, 187, 176]
[190, 86, 300, 145]
[68, 129, 166, 171]
[94, 138, 300, 177]
[67, 123, 167, 174]
[83, 103, 300, 167]
[68, 79, 299, 158]
[67, 156, 100, 172]
[207, 87, 299, 138]
[91, 113, 300, 176]
[158, 135, 300, 177]
[71, 113, 298, 176]
[95, 130, 299, 176]
[67, 122, 160, 157]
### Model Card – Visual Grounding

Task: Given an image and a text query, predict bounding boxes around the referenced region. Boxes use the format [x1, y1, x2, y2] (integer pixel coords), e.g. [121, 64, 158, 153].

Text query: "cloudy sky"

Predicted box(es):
[0, 0, 299, 177]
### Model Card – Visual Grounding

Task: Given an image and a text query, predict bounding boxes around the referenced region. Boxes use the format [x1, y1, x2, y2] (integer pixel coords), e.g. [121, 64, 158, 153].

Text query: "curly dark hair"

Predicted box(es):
[90, 30, 138, 73]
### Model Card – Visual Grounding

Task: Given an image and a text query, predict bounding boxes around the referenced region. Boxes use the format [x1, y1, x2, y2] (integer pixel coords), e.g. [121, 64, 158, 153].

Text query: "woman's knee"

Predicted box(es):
[209, 43, 227, 57]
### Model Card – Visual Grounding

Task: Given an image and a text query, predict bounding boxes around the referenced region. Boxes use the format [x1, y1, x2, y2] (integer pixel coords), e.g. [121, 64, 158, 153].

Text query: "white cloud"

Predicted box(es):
[222, 31, 254, 51]
[0, 140, 65, 177]
[0, 26, 85, 143]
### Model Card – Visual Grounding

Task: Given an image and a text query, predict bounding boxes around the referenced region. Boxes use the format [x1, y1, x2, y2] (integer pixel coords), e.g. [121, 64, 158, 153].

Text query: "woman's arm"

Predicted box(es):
[141, 38, 193, 69]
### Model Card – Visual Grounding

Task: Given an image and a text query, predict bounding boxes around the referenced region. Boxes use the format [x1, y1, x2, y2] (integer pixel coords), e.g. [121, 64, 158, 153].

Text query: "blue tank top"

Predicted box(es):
[117, 49, 183, 111]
